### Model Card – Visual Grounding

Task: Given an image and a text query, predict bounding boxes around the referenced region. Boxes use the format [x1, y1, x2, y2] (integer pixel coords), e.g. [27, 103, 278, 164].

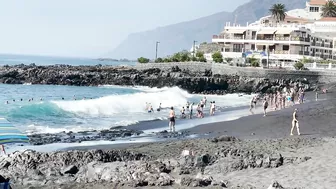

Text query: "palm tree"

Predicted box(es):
[269, 4, 287, 24]
[321, 0, 336, 17]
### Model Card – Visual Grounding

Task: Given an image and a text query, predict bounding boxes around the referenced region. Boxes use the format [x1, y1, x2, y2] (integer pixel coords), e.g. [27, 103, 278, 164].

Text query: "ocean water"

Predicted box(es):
[0, 84, 253, 135]
[0, 54, 136, 66]
[0, 54, 255, 152]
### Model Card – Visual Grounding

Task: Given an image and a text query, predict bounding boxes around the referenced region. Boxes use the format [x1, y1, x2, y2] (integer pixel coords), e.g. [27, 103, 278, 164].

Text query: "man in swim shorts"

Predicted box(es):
[290, 108, 300, 136]
[169, 107, 175, 132]
[181, 107, 186, 119]
[189, 103, 194, 119]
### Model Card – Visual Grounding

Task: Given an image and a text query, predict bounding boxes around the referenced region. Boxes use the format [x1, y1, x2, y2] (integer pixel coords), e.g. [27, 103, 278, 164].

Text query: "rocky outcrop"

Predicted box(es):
[0, 64, 314, 94]
[0, 137, 312, 188]
[28, 128, 144, 145]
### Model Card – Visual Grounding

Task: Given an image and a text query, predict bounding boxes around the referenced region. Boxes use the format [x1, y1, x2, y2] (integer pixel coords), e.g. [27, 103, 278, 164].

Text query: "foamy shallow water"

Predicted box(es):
[3, 106, 265, 153]
[0, 84, 254, 135]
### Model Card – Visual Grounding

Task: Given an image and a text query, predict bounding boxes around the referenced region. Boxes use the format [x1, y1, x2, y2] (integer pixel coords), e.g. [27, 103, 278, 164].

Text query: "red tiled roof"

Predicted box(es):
[310, 0, 327, 5]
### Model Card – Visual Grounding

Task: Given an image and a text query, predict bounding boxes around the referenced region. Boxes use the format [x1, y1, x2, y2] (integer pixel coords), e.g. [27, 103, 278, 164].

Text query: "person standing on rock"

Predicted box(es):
[290, 108, 301, 136]
[169, 107, 176, 132]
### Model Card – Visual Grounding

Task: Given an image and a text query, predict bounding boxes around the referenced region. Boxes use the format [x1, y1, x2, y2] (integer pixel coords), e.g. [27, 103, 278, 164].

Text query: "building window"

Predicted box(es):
[309, 7, 319, 12]
[283, 45, 289, 51]
[233, 44, 244, 52]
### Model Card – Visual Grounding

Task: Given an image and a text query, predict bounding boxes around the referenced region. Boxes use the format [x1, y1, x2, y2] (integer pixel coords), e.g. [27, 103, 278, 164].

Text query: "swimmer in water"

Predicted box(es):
[145, 102, 149, 111]
[20, 98, 23, 101]
[5, 101, 8, 104]
[157, 103, 162, 112]
[62, 97, 64, 100]
[148, 104, 154, 113]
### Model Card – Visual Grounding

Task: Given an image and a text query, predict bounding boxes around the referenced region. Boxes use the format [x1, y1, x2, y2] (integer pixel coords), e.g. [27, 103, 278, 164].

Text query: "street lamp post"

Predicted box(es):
[155, 41, 160, 60]
[193, 40, 198, 57]
[267, 46, 270, 69]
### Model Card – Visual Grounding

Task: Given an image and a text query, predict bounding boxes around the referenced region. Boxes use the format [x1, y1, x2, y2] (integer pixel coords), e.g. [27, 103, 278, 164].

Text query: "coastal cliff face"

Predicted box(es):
[0, 64, 314, 94]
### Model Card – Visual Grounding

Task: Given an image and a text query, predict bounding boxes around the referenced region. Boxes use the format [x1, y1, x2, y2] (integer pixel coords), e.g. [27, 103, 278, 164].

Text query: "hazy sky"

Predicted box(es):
[0, 0, 250, 58]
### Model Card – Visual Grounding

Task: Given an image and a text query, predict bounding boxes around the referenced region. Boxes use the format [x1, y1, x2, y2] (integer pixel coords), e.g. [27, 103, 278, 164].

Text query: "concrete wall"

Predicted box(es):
[135, 62, 212, 72]
[135, 62, 336, 83]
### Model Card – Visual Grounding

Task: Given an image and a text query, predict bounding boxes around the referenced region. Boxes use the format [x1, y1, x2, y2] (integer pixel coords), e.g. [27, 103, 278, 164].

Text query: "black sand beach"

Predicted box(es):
[187, 92, 334, 140]
[3, 86, 336, 189]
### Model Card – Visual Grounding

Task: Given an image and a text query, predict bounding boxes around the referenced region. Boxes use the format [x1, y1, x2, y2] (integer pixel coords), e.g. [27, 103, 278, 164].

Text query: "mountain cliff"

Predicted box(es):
[108, 0, 306, 59]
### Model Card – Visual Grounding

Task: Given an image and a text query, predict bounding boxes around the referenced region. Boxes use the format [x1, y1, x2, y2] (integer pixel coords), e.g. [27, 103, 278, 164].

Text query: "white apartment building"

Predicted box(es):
[210, 0, 336, 64]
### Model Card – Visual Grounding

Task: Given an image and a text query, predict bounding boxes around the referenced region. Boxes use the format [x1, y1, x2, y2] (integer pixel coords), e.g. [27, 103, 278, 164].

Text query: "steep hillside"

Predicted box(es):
[108, 0, 306, 59]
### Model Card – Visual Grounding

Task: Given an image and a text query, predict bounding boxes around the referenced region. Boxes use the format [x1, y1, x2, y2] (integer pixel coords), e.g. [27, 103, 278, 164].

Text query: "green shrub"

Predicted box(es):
[155, 58, 163, 63]
[199, 56, 207, 62]
[137, 57, 150, 63]
[212, 52, 223, 63]
[196, 51, 204, 58]
[294, 62, 304, 70]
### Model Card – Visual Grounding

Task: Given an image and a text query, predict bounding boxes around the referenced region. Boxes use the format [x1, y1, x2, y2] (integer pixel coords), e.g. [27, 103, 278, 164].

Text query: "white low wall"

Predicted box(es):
[134, 62, 336, 83]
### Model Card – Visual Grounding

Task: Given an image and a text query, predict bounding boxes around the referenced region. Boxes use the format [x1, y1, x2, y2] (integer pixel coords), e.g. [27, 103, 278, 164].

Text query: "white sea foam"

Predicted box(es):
[51, 87, 191, 116]
[21, 87, 254, 135]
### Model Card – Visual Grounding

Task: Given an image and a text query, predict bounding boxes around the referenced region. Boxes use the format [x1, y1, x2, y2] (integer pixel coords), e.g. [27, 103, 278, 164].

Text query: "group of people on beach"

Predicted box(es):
[250, 87, 307, 117]
[248, 86, 329, 136]
[145, 97, 217, 133]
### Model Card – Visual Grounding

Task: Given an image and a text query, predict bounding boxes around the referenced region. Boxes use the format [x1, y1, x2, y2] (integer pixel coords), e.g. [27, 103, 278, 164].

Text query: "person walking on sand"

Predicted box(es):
[169, 107, 176, 132]
[263, 97, 268, 117]
[290, 108, 301, 136]
[249, 96, 255, 114]
[210, 101, 216, 116]
[315, 91, 319, 101]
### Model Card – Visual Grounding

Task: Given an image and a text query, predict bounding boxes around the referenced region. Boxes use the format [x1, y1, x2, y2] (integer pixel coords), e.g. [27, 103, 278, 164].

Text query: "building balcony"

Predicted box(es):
[299, 51, 310, 56]
[213, 34, 310, 43]
[273, 50, 290, 54]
